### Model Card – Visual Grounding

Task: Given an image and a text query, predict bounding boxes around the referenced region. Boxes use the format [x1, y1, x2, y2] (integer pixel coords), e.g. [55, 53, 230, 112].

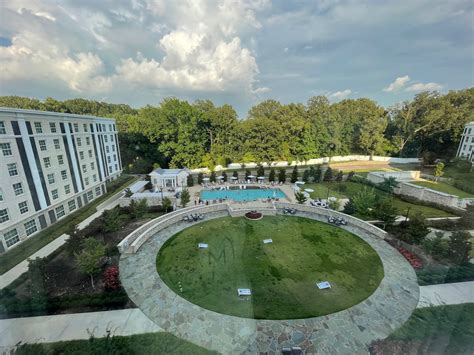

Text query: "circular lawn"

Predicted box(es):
[156, 216, 384, 320]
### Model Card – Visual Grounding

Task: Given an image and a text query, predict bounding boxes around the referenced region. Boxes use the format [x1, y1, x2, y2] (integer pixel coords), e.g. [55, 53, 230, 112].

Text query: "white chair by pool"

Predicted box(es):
[316, 281, 331, 289]
[198, 243, 208, 249]
[238, 288, 252, 296]
[263, 239, 273, 244]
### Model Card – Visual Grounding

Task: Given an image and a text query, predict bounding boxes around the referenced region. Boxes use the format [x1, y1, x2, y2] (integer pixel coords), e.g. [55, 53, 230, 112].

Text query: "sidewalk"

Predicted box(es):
[0, 309, 162, 350]
[417, 281, 474, 308]
[0, 186, 128, 290]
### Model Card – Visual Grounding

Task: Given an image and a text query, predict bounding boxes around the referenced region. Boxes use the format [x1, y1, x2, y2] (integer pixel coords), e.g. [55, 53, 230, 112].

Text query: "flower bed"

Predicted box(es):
[244, 210, 263, 220]
[397, 246, 423, 269]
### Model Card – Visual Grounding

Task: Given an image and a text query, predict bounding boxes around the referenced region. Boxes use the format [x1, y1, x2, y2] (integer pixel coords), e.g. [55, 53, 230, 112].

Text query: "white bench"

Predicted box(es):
[317, 281, 331, 289]
[237, 288, 251, 296]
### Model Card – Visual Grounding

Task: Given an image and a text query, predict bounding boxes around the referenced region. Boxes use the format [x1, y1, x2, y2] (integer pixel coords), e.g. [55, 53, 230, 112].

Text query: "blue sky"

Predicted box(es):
[0, 0, 472, 117]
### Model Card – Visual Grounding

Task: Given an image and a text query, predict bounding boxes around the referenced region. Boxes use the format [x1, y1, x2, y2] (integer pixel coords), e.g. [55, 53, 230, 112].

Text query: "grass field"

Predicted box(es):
[0, 175, 137, 275]
[303, 181, 454, 218]
[13, 332, 216, 355]
[157, 216, 383, 319]
[411, 180, 474, 198]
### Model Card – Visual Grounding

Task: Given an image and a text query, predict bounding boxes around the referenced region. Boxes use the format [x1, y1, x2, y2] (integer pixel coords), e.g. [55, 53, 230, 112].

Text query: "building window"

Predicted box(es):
[74, 123, 79, 133]
[107, 156, 111, 163]
[85, 177, 89, 185]
[86, 137, 90, 145]
[112, 145, 115, 152]
[115, 164, 118, 171]
[64, 184, 71, 194]
[82, 164, 87, 173]
[106, 146, 110, 153]
[0, 143, 12, 156]
[68, 199, 76, 212]
[34, 122, 43, 133]
[0, 188, 3, 202]
[88, 150, 93, 158]
[13, 182, 23, 196]
[93, 174, 97, 182]
[18, 201, 28, 214]
[76, 137, 81, 146]
[109, 124, 112, 131]
[469, 128, 472, 134]
[51, 189, 59, 200]
[83, 123, 88, 132]
[90, 162, 95, 170]
[109, 166, 112, 173]
[79, 151, 84, 160]
[95, 186, 101, 196]
[47, 173, 55, 184]
[25, 219, 38, 235]
[57, 155, 64, 165]
[49, 122, 57, 133]
[113, 154, 117, 162]
[87, 191, 93, 201]
[110, 134, 113, 141]
[4, 229, 19, 247]
[61, 170, 67, 180]
[102, 124, 106, 131]
[8, 163, 18, 176]
[0, 209, 9, 223]
[55, 205, 65, 219]
[0, 121, 6, 134]
[104, 135, 108, 143]
[54, 139, 60, 149]
[39, 140, 47, 151]
[43, 157, 51, 168]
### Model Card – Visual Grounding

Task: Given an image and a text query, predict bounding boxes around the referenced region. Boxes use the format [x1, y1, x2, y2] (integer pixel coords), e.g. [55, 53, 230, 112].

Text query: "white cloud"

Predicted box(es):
[383, 75, 410, 92]
[405, 82, 443, 92]
[328, 89, 352, 101]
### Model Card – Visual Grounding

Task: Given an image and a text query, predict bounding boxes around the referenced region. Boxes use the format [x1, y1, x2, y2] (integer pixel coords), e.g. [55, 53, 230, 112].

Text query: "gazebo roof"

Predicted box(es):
[150, 168, 188, 177]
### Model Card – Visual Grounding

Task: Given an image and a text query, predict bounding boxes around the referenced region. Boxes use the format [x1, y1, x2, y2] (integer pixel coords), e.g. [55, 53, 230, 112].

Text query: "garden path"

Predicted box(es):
[417, 281, 474, 308]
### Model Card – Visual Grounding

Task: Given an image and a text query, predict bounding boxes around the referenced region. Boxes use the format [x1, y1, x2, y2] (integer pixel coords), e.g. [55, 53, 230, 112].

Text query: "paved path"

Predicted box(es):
[0, 309, 162, 351]
[0, 184, 131, 290]
[417, 281, 474, 308]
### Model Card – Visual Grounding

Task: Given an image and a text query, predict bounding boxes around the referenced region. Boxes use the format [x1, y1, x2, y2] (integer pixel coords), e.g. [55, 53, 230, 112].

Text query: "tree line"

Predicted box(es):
[0, 88, 472, 172]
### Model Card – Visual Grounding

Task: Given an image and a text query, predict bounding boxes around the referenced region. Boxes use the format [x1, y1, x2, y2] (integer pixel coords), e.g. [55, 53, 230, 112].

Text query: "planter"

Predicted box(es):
[244, 211, 263, 220]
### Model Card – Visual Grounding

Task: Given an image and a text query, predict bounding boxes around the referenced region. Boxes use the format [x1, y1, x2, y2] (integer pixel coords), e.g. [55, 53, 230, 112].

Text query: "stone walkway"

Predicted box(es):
[120, 207, 420, 354]
[417, 281, 474, 308]
[0, 309, 162, 352]
[0, 185, 129, 289]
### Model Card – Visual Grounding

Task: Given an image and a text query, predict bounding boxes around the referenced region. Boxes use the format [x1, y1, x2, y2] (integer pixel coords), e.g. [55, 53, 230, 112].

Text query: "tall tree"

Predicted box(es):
[75, 238, 106, 288]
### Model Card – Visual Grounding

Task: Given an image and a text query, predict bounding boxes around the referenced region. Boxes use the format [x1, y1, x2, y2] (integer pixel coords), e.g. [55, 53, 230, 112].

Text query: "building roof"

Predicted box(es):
[150, 168, 188, 176]
[0, 107, 115, 121]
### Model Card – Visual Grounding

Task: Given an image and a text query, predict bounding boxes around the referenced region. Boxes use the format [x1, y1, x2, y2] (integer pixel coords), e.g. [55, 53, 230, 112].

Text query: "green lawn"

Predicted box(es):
[411, 180, 474, 198]
[304, 181, 454, 219]
[157, 216, 383, 319]
[374, 304, 474, 354]
[13, 332, 215, 355]
[0, 175, 137, 275]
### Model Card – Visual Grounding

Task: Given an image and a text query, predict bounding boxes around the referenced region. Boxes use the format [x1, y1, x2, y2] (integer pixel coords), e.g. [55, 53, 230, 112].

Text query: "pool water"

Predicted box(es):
[200, 187, 286, 201]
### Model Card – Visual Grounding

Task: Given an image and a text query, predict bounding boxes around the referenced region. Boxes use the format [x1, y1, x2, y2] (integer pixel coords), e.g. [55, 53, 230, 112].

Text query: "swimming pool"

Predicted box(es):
[200, 187, 287, 202]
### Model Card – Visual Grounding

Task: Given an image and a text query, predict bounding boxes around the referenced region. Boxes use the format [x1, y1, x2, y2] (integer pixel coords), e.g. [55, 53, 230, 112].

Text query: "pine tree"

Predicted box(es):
[323, 167, 333, 182]
[269, 169, 276, 182]
[278, 169, 286, 183]
[291, 165, 298, 183]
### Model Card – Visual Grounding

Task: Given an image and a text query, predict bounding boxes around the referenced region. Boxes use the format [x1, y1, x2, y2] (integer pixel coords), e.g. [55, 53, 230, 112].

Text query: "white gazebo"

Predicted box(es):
[149, 168, 189, 190]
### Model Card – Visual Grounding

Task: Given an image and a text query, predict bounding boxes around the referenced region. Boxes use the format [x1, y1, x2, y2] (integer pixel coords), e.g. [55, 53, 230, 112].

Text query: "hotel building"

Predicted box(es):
[0, 108, 122, 253]
[456, 122, 474, 162]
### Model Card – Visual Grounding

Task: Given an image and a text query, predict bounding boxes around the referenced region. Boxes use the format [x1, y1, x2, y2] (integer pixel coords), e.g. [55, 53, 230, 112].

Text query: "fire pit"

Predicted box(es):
[245, 210, 263, 220]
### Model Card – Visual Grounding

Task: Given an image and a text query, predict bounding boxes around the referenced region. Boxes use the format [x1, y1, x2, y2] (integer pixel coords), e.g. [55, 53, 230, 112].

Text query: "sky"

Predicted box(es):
[0, 0, 472, 117]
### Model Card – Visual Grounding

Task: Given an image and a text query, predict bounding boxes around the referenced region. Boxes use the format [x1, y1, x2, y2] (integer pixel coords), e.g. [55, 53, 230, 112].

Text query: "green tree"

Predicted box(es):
[343, 198, 356, 215]
[278, 169, 286, 183]
[256, 165, 265, 178]
[335, 170, 343, 182]
[268, 169, 275, 182]
[245, 169, 251, 180]
[295, 191, 307, 204]
[352, 187, 376, 216]
[422, 232, 447, 259]
[186, 174, 194, 187]
[290, 165, 298, 183]
[434, 162, 445, 181]
[347, 171, 355, 181]
[102, 207, 121, 233]
[378, 177, 398, 193]
[323, 167, 333, 182]
[27, 257, 48, 308]
[197, 172, 204, 184]
[314, 165, 322, 182]
[75, 238, 106, 288]
[328, 198, 341, 210]
[302, 169, 310, 183]
[162, 197, 172, 213]
[65, 224, 82, 256]
[124, 188, 133, 198]
[400, 212, 429, 244]
[180, 189, 190, 207]
[446, 231, 471, 265]
[232, 170, 239, 181]
[210, 171, 216, 183]
[459, 204, 474, 229]
[372, 199, 398, 229]
[222, 171, 227, 182]
[129, 199, 148, 219]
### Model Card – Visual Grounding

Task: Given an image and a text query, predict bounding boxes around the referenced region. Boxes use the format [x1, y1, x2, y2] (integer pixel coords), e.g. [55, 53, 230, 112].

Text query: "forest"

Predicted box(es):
[0, 88, 472, 172]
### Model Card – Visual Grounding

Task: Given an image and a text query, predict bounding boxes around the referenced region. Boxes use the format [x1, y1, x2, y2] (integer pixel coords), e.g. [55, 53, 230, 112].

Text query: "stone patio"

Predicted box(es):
[120, 206, 419, 354]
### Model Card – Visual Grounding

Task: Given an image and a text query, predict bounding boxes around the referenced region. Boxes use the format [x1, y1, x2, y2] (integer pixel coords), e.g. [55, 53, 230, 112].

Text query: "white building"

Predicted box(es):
[149, 168, 189, 190]
[456, 122, 474, 162]
[0, 108, 122, 253]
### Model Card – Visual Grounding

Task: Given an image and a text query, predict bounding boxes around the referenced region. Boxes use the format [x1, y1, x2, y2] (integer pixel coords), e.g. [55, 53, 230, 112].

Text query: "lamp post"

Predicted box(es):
[159, 187, 164, 201]
[405, 207, 411, 222]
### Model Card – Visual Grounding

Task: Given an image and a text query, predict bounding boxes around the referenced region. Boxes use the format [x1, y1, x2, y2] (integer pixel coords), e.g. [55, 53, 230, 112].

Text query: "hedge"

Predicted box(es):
[416, 263, 474, 286]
